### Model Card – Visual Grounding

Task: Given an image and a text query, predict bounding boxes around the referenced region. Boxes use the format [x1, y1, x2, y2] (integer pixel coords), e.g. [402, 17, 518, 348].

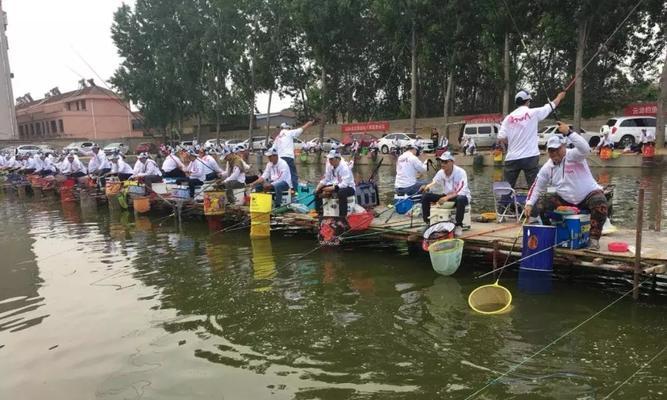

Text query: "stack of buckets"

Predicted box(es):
[519, 225, 556, 293]
[250, 193, 272, 238]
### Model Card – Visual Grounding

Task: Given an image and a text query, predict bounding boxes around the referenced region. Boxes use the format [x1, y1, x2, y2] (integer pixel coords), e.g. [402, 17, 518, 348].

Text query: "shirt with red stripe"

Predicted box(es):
[430, 165, 471, 201]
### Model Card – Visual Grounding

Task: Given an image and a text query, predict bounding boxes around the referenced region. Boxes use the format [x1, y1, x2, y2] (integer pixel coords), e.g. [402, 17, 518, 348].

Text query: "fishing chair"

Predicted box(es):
[492, 181, 525, 223]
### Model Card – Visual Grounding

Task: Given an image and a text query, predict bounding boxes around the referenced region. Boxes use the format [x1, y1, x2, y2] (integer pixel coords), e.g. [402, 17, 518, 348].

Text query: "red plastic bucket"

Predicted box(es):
[347, 211, 374, 231]
[60, 179, 77, 202]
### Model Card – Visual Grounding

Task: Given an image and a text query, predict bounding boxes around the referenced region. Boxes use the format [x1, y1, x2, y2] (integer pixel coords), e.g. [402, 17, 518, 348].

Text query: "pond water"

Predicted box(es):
[1, 165, 666, 399]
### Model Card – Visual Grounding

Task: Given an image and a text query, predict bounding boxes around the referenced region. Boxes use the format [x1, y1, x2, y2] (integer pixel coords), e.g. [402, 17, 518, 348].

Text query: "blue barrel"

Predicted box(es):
[520, 225, 557, 272]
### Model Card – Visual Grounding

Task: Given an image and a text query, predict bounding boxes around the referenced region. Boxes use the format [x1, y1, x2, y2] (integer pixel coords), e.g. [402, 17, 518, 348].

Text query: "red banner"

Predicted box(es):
[624, 103, 658, 116]
[341, 121, 390, 133]
[463, 113, 502, 123]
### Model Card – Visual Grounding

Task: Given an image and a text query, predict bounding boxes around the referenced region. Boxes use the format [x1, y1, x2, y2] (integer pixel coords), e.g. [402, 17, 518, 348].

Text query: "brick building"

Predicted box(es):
[15, 84, 143, 140]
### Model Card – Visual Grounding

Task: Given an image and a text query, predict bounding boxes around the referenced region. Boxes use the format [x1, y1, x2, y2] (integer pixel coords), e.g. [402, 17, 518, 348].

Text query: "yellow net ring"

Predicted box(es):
[468, 280, 512, 315]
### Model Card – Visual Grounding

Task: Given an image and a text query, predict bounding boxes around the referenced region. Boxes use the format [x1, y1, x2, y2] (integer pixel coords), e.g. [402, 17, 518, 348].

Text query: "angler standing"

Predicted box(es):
[498, 89, 566, 188]
[272, 121, 314, 191]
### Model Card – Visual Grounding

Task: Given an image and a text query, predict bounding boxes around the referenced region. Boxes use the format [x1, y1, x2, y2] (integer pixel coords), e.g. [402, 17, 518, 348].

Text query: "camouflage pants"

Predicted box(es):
[539, 190, 608, 240]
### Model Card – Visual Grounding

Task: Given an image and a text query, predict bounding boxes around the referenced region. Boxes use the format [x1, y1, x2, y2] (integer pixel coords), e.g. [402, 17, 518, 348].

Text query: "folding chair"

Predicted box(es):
[492, 181, 523, 223]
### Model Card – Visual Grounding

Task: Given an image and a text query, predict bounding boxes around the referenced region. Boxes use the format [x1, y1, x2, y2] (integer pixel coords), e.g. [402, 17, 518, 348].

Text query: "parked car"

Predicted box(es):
[179, 141, 195, 150]
[204, 139, 226, 149]
[37, 145, 57, 155]
[16, 144, 42, 156]
[377, 133, 434, 154]
[342, 133, 379, 148]
[103, 142, 128, 156]
[63, 141, 96, 156]
[461, 123, 500, 148]
[538, 125, 592, 148]
[224, 138, 247, 150]
[601, 116, 667, 148]
[135, 142, 159, 155]
[0, 146, 17, 155]
[306, 137, 341, 152]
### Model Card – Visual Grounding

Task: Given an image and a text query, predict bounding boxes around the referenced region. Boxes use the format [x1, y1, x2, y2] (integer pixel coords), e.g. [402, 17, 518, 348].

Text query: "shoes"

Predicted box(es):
[454, 225, 463, 238]
[588, 238, 600, 251]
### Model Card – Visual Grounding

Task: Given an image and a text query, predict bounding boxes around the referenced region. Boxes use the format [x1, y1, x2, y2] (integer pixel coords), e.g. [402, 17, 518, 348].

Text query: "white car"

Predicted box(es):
[462, 123, 500, 147]
[16, 144, 42, 156]
[204, 139, 226, 149]
[103, 142, 128, 155]
[538, 125, 594, 148]
[378, 133, 434, 154]
[306, 137, 341, 152]
[63, 141, 97, 156]
[601, 116, 667, 148]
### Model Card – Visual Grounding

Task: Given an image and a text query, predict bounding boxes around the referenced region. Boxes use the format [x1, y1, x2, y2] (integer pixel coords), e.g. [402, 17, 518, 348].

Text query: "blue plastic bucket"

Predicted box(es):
[518, 268, 553, 294]
[394, 195, 414, 214]
[520, 225, 556, 272]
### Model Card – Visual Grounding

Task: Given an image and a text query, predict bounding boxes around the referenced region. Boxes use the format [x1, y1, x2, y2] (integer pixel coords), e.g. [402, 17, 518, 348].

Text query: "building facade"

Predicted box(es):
[15, 85, 143, 141]
[0, 0, 17, 140]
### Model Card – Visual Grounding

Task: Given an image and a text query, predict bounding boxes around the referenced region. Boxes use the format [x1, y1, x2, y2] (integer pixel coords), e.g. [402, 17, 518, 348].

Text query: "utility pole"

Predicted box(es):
[410, 18, 417, 134]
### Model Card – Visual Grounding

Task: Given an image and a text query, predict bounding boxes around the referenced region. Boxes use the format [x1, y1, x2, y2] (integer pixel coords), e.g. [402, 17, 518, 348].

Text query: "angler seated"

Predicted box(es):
[185, 150, 206, 198]
[246, 148, 292, 209]
[197, 147, 224, 181]
[20, 154, 40, 175]
[106, 154, 134, 181]
[88, 145, 112, 177]
[394, 143, 428, 196]
[420, 152, 471, 237]
[130, 152, 163, 188]
[314, 150, 356, 218]
[524, 122, 607, 251]
[220, 151, 246, 202]
[60, 152, 88, 178]
[161, 146, 187, 178]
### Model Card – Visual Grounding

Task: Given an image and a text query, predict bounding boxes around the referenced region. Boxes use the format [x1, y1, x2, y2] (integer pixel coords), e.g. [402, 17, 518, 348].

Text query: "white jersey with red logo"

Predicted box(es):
[430, 165, 471, 201]
[498, 101, 555, 161]
[526, 132, 600, 206]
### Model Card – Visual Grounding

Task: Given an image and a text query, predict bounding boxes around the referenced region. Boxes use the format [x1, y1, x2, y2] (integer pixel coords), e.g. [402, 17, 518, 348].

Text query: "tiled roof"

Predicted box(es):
[16, 86, 120, 110]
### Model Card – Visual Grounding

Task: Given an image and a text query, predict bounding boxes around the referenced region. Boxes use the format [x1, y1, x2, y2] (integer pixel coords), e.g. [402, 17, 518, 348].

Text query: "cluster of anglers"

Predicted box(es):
[2, 90, 614, 251]
[392, 89, 608, 250]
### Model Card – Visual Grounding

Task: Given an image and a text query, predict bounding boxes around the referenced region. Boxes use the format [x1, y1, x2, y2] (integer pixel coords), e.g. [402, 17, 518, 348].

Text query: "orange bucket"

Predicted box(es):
[600, 147, 612, 160]
[642, 144, 655, 158]
[133, 196, 151, 213]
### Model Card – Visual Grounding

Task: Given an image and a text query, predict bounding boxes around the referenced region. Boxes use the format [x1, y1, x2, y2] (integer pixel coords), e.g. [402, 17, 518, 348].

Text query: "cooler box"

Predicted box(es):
[521, 225, 556, 272]
[557, 214, 590, 249]
[323, 196, 356, 217]
[297, 184, 316, 210]
[429, 205, 471, 228]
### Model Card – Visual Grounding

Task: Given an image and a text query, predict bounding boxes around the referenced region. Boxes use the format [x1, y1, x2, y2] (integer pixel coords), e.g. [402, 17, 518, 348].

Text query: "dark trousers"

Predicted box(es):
[205, 172, 218, 181]
[222, 180, 245, 203]
[38, 170, 55, 177]
[503, 155, 540, 188]
[421, 193, 468, 225]
[117, 173, 132, 182]
[188, 178, 204, 197]
[315, 186, 356, 217]
[536, 191, 608, 240]
[395, 180, 427, 196]
[68, 171, 86, 178]
[138, 175, 162, 189]
[281, 156, 298, 190]
[164, 169, 186, 178]
[95, 168, 111, 187]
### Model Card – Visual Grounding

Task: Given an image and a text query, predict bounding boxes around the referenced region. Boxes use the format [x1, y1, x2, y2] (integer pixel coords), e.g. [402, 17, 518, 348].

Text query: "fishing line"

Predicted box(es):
[563, 0, 646, 92]
[602, 344, 667, 399]
[464, 277, 653, 400]
[475, 238, 571, 280]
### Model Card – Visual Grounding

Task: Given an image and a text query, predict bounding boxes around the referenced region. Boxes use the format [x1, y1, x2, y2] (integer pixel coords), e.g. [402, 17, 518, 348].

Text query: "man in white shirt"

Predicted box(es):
[88, 145, 111, 176]
[21, 153, 40, 174]
[394, 144, 428, 196]
[61, 153, 87, 177]
[162, 147, 187, 178]
[498, 89, 566, 188]
[131, 152, 162, 187]
[185, 150, 207, 197]
[596, 126, 614, 152]
[420, 152, 471, 237]
[315, 150, 356, 218]
[197, 147, 223, 181]
[524, 123, 607, 250]
[272, 120, 314, 190]
[107, 154, 134, 181]
[247, 148, 292, 208]
[220, 151, 246, 201]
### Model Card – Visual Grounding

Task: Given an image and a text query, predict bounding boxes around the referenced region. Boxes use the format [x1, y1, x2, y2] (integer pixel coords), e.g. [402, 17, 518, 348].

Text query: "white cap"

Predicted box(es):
[515, 89, 532, 101]
[280, 122, 292, 129]
[439, 151, 454, 162]
[138, 152, 149, 158]
[547, 135, 566, 149]
[601, 125, 610, 135]
[265, 148, 278, 157]
[326, 150, 341, 159]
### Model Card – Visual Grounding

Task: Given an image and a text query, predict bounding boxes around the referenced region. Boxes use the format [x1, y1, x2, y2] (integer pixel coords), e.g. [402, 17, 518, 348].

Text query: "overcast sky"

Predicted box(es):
[4, 0, 290, 112]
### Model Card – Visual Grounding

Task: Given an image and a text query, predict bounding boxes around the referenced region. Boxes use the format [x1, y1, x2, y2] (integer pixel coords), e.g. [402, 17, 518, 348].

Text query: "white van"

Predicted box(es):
[461, 123, 500, 147]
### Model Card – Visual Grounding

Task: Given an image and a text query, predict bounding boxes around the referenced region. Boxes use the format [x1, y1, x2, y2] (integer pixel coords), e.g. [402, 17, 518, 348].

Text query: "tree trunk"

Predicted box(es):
[656, 44, 667, 149]
[266, 89, 273, 143]
[319, 66, 326, 146]
[410, 19, 417, 134]
[443, 72, 453, 142]
[196, 113, 202, 142]
[574, 19, 588, 130]
[215, 108, 221, 143]
[502, 32, 510, 115]
[248, 57, 255, 145]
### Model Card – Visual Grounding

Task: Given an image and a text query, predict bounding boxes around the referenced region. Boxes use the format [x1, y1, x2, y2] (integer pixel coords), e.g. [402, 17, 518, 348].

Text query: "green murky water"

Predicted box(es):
[1, 165, 666, 399]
